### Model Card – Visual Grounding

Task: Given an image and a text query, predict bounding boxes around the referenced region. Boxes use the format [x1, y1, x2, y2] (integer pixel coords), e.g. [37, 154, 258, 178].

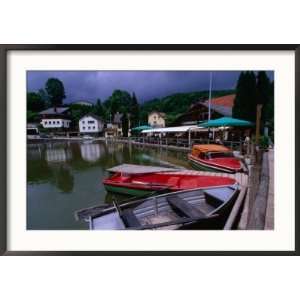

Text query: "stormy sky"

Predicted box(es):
[27, 71, 274, 103]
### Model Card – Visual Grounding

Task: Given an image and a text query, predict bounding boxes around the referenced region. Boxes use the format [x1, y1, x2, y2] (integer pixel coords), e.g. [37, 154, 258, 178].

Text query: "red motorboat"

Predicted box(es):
[103, 164, 237, 196]
[188, 144, 243, 173]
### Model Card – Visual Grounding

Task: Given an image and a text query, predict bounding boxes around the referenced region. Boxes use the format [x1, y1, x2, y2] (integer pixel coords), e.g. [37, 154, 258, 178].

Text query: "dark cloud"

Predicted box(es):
[27, 70, 274, 103]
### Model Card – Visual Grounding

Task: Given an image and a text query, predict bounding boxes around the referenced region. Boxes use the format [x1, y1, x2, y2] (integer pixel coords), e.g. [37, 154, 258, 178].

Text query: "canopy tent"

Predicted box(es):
[130, 125, 152, 135]
[199, 117, 253, 128]
[141, 125, 207, 134]
[131, 125, 152, 133]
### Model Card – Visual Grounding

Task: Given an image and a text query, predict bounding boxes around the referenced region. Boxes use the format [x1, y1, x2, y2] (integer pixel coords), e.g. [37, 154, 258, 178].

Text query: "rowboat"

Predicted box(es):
[188, 144, 243, 173]
[103, 164, 237, 196]
[77, 184, 240, 230]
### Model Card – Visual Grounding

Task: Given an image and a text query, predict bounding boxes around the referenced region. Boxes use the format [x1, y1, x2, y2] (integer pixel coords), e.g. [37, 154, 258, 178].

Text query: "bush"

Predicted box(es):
[259, 135, 269, 149]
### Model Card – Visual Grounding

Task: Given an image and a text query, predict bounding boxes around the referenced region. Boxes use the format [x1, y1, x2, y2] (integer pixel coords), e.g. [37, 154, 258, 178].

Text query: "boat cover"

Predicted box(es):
[192, 144, 231, 153]
[107, 164, 180, 174]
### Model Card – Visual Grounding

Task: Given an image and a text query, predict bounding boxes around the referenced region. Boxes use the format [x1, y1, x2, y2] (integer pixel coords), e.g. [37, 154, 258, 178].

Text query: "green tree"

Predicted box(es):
[38, 88, 51, 108]
[105, 90, 132, 116]
[45, 78, 66, 107]
[27, 92, 45, 112]
[121, 113, 129, 137]
[69, 104, 94, 125]
[93, 99, 105, 118]
[232, 71, 257, 122]
[130, 92, 140, 127]
[256, 71, 272, 125]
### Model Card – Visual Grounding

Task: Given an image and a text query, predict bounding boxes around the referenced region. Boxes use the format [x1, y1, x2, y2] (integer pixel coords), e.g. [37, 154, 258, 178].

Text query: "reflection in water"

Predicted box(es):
[27, 140, 189, 229]
[46, 148, 72, 163]
[55, 166, 74, 193]
[80, 142, 102, 162]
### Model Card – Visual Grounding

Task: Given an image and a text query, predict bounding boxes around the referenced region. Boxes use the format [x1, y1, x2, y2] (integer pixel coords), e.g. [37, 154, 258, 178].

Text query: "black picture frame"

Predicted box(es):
[0, 44, 299, 256]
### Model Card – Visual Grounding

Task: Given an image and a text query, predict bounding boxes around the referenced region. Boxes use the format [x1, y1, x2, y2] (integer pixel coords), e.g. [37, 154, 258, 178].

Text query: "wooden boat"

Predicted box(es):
[188, 144, 243, 173]
[103, 164, 237, 196]
[77, 184, 240, 230]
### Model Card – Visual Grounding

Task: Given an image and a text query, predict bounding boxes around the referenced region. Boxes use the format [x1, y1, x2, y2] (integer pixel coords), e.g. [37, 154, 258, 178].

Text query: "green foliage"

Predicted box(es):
[130, 92, 140, 127]
[104, 90, 132, 116]
[69, 104, 94, 125]
[232, 71, 258, 122]
[45, 78, 66, 107]
[27, 92, 45, 112]
[37, 89, 51, 108]
[93, 99, 106, 118]
[259, 135, 270, 149]
[121, 113, 129, 137]
[27, 110, 39, 122]
[233, 71, 274, 134]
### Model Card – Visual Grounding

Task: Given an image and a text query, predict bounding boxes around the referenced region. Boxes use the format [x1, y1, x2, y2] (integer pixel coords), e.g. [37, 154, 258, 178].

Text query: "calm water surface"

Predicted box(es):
[27, 140, 189, 229]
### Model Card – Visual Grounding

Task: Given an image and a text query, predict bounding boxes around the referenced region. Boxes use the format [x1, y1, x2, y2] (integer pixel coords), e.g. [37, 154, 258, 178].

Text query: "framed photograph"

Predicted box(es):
[0, 45, 299, 255]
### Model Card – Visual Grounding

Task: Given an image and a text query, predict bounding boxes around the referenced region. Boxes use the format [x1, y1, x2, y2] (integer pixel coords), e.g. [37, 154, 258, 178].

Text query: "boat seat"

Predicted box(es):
[204, 187, 235, 208]
[121, 209, 141, 228]
[167, 196, 206, 218]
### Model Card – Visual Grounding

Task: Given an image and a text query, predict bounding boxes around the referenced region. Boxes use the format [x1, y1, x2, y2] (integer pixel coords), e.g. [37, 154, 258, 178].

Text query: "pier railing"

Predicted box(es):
[109, 136, 246, 152]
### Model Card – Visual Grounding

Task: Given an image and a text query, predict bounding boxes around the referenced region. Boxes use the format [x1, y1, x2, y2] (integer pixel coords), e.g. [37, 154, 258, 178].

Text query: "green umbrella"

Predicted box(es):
[199, 117, 253, 128]
[131, 125, 152, 132]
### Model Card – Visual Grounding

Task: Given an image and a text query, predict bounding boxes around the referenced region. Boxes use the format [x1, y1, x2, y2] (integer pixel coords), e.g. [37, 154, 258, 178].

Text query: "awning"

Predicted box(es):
[142, 125, 207, 134]
[199, 117, 253, 128]
[131, 125, 152, 132]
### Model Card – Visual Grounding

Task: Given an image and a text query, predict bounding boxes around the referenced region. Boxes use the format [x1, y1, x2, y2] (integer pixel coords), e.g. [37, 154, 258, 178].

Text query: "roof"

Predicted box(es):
[199, 117, 253, 128]
[149, 111, 166, 118]
[113, 112, 123, 124]
[79, 113, 103, 122]
[202, 94, 235, 117]
[107, 164, 180, 174]
[206, 94, 235, 107]
[192, 144, 231, 153]
[39, 107, 69, 115]
[142, 125, 207, 134]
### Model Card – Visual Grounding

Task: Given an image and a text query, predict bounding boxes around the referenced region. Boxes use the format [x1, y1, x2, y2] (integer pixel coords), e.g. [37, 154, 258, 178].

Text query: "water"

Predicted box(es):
[27, 140, 189, 229]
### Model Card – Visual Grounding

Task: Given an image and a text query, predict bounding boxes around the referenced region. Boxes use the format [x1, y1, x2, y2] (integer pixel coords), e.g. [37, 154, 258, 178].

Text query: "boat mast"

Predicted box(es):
[208, 71, 212, 121]
[208, 72, 214, 140]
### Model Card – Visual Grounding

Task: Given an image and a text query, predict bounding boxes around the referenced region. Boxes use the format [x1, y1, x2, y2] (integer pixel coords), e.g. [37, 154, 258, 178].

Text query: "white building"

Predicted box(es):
[79, 113, 104, 134]
[39, 107, 71, 129]
[148, 111, 166, 128]
[40, 119, 71, 128]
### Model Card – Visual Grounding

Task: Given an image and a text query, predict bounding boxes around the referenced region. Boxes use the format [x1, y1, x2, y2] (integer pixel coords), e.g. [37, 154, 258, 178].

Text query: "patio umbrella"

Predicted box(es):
[131, 125, 152, 133]
[199, 117, 253, 128]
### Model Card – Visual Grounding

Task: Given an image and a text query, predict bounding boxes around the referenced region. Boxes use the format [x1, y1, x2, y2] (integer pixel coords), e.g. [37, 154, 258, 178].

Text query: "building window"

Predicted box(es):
[82, 121, 85, 124]
[45, 121, 47, 124]
[49, 121, 52, 124]
[88, 120, 95, 124]
[93, 126, 95, 129]
[88, 126, 91, 130]
[83, 126, 85, 130]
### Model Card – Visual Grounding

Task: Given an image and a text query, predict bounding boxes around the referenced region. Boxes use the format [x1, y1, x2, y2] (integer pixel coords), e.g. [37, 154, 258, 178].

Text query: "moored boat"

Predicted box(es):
[103, 164, 237, 196]
[77, 184, 240, 230]
[188, 144, 243, 173]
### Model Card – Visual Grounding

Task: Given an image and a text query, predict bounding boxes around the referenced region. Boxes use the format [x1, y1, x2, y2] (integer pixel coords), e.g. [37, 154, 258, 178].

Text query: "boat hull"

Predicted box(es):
[188, 155, 241, 173]
[85, 184, 240, 230]
[104, 170, 237, 196]
[104, 183, 158, 197]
